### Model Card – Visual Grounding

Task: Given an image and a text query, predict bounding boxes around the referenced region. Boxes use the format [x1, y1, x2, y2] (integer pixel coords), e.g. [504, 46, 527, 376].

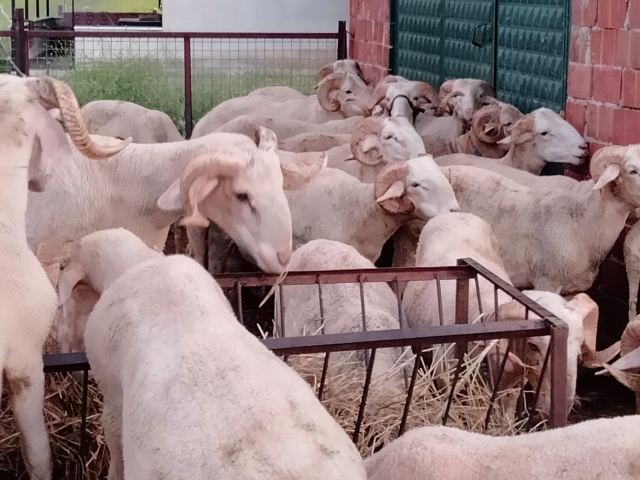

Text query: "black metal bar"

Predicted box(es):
[13, 9, 26, 75]
[79, 369, 89, 467]
[214, 265, 477, 288]
[183, 35, 193, 139]
[393, 277, 406, 329]
[436, 278, 444, 326]
[46, 0, 49, 17]
[337, 20, 347, 60]
[454, 275, 470, 359]
[235, 281, 243, 325]
[484, 341, 512, 431]
[442, 348, 465, 426]
[399, 345, 422, 435]
[35, 0, 39, 19]
[358, 275, 370, 366]
[16, 30, 341, 39]
[318, 281, 326, 335]
[24, 0, 28, 20]
[352, 348, 377, 443]
[317, 352, 331, 401]
[527, 342, 552, 430]
[278, 284, 286, 338]
[71, 0, 75, 29]
[549, 321, 569, 428]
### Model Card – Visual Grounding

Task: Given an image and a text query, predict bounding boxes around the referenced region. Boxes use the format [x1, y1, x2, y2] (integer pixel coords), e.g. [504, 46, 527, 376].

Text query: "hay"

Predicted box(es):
[0, 332, 545, 478]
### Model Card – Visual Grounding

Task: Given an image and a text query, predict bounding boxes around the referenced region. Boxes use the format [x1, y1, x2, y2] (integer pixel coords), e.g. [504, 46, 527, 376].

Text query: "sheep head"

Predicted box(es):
[590, 145, 640, 208]
[599, 318, 640, 394]
[369, 77, 440, 122]
[437, 78, 496, 123]
[316, 72, 373, 117]
[157, 128, 327, 274]
[351, 116, 427, 166]
[318, 59, 369, 85]
[375, 156, 460, 219]
[499, 108, 588, 167]
[0, 74, 131, 192]
[470, 102, 524, 148]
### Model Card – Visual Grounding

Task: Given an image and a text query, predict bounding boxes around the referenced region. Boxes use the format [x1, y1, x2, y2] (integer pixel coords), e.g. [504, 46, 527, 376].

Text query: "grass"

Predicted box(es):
[56, 58, 317, 135]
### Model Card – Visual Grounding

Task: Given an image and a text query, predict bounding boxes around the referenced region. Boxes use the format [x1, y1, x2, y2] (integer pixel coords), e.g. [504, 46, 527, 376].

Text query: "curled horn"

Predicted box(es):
[316, 73, 346, 112]
[318, 62, 336, 81]
[573, 293, 621, 368]
[351, 117, 385, 165]
[368, 82, 390, 113]
[589, 145, 628, 182]
[28, 76, 131, 159]
[415, 81, 440, 108]
[438, 79, 455, 101]
[436, 91, 464, 117]
[374, 162, 415, 215]
[178, 147, 251, 227]
[472, 104, 503, 144]
[599, 320, 640, 392]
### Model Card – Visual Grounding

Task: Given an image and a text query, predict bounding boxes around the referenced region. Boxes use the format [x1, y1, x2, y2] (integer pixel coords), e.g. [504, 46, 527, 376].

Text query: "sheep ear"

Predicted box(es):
[376, 180, 405, 203]
[57, 262, 86, 307]
[497, 135, 511, 145]
[157, 178, 183, 212]
[593, 164, 621, 190]
[29, 104, 73, 192]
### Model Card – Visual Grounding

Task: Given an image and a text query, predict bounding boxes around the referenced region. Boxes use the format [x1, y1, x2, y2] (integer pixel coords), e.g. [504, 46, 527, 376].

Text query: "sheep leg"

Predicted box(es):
[623, 223, 640, 321]
[102, 391, 125, 480]
[7, 359, 51, 480]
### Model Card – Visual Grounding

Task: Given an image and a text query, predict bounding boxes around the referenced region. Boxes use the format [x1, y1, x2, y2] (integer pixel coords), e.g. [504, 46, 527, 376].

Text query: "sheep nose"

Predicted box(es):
[277, 251, 291, 267]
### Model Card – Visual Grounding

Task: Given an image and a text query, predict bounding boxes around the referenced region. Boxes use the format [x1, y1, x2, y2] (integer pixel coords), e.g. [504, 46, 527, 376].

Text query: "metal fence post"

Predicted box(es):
[337, 20, 347, 60]
[455, 260, 470, 358]
[548, 322, 568, 428]
[183, 35, 193, 139]
[13, 8, 28, 75]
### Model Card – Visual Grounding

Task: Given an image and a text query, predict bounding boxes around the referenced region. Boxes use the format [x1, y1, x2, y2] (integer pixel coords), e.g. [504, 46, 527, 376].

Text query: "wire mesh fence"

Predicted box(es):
[0, 260, 570, 479]
[0, 13, 346, 137]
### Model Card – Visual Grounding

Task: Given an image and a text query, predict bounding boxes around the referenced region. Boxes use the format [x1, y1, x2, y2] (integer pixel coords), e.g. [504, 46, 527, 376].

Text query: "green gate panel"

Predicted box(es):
[497, 0, 569, 113]
[391, 0, 570, 114]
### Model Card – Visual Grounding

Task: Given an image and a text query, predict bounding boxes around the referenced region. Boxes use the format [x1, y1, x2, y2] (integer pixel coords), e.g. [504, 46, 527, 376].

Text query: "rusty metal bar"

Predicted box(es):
[353, 348, 377, 443]
[215, 266, 476, 288]
[15, 30, 341, 39]
[548, 321, 569, 428]
[442, 347, 466, 426]
[358, 275, 370, 366]
[484, 341, 512, 431]
[399, 345, 422, 435]
[183, 36, 193, 139]
[79, 369, 89, 466]
[454, 274, 470, 359]
[436, 278, 445, 326]
[527, 342, 552, 430]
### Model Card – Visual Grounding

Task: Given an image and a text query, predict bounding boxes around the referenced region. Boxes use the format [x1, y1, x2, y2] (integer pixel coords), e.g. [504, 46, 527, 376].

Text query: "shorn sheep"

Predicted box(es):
[276, 239, 409, 397]
[0, 74, 130, 480]
[56, 228, 366, 480]
[434, 145, 640, 294]
[435, 107, 588, 174]
[364, 415, 640, 480]
[284, 158, 460, 262]
[192, 70, 373, 135]
[80, 99, 183, 143]
[31, 127, 326, 355]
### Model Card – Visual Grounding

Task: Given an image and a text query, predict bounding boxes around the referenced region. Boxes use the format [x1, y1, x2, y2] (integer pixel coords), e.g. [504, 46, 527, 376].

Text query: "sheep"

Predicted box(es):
[56, 228, 367, 480]
[624, 222, 640, 321]
[363, 415, 640, 480]
[370, 76, 497, 139]
[275, 239, 409, 397]
[30, 127, 327, 355]
[209, 113, 364, 141]
[279, 132, 351, 152]
[247, 59, 369, 101]
[284, 157, 460, 263]
[435, 108, 588, 174]
[0, 73, 130, 480]
[600, 317, 640, 412]
[192, 72, 373, 135]
[437, 144, 640, 293]
[421, 102, 523, 159]
[80, 99, 183, 143]
[185, 116, 427, 273]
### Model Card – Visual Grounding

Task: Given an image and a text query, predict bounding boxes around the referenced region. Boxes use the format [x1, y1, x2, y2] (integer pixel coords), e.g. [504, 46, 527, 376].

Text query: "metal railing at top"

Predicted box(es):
[26, 258, 569, 480]
[0, 9, 347, 138]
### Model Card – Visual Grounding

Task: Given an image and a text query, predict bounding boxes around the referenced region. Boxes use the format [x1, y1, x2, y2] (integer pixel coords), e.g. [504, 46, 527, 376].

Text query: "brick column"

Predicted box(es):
[349, 0, 390, 83]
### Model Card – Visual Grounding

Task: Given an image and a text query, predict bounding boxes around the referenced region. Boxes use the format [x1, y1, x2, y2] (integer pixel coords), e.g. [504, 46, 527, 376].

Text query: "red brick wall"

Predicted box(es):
[349, 0, 390, 83]
[566, 0, 640, 152]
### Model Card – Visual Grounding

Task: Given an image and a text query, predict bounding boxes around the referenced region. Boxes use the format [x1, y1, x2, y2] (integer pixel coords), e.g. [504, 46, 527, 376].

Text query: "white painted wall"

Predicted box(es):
[162, 0, 348, 33]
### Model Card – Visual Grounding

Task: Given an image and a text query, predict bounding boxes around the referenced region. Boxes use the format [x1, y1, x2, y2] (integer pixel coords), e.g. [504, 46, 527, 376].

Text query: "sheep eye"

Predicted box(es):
[383, 135, 394, 140]
[631, 170, 638, 176]
[504, 122, 512, 127]
[235, 193, 249, 202]
[540, 131, 549, 136]
[529, 343, 541, 353]
[411, 182, 420, 188]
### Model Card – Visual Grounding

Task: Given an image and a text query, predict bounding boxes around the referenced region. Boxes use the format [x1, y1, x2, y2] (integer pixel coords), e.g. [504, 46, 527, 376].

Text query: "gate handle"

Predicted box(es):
[472, 23, 491, 47]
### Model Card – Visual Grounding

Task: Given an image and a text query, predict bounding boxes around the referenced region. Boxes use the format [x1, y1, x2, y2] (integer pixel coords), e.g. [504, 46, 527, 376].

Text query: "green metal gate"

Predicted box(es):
[390, 0, 571, 113]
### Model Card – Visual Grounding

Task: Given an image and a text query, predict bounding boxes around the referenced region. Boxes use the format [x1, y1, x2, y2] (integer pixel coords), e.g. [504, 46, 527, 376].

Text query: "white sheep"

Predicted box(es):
[210, 113, 364, 141]
[279, 132, 351, 152]
[435, 108, 588, 174]
[80, 99, 183, 143]
[0, 73, 130, 480]
[284, 157, 460, 263]
[192, 72, 373, 135]
[422, 102, 523, 159]
[276, 239, 409, 397]
[31, 127, 326, 355]
[56, 228, 366, 480]
[364, 415, 640, 480]
[438, 144, 640, 294]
